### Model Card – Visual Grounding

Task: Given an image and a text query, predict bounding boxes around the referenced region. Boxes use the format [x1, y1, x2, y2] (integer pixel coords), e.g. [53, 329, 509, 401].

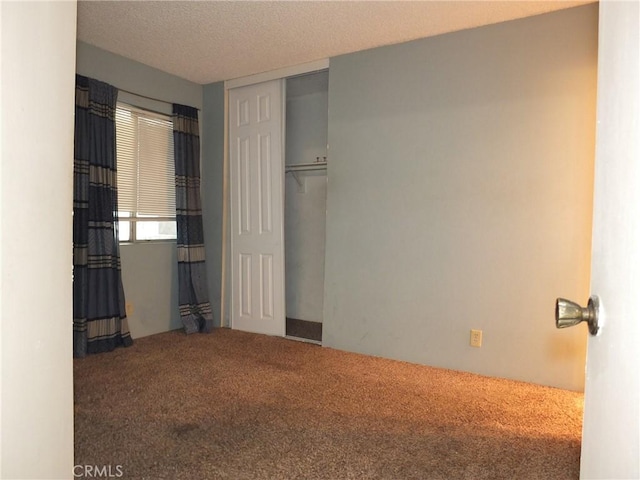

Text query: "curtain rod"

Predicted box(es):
[117, 87, 201, 112]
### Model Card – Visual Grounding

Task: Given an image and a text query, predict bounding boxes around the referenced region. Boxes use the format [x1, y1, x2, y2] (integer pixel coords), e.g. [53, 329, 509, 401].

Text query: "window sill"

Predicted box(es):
[119, 239, 177, 246]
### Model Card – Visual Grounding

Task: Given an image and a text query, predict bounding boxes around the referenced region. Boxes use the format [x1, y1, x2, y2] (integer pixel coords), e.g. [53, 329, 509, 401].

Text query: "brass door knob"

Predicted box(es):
[555, 296, 600, 335]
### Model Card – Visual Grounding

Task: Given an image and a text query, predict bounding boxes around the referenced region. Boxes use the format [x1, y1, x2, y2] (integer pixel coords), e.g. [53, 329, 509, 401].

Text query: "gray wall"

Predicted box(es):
[285, 72, 328, 323]
[202, 82, 226, 327]
[76, 42, 202, 112]
[323, 5, 598, 391]
[76, 41, 203, 338]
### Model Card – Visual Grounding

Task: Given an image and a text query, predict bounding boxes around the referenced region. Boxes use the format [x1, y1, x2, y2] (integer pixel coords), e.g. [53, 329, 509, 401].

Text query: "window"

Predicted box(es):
[115, 103, 176, 241]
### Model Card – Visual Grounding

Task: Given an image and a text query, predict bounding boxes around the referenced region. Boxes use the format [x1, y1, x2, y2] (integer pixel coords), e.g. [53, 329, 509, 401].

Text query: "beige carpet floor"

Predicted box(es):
[74, 328, 583, 480]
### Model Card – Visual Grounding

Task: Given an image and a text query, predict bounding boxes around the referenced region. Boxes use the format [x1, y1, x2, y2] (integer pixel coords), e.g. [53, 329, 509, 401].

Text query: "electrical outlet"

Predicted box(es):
[470, 329, 483, 347]
[125, 302, 134, 316]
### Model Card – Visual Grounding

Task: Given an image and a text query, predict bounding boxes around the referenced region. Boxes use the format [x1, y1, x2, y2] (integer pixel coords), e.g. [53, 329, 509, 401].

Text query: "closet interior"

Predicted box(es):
[284, 70, 329, 343]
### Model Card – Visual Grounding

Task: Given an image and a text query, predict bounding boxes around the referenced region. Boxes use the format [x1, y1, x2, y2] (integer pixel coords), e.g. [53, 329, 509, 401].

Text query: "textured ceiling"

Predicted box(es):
[76, 1, 593, 85]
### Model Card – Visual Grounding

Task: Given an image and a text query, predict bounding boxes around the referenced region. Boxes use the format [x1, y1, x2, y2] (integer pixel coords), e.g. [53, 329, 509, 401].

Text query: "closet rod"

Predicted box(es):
[285, 162, 328, 172]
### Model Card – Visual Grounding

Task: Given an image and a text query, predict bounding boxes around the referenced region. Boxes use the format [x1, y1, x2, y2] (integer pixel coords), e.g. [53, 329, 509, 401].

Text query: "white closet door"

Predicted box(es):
[229, 79, 285, 336]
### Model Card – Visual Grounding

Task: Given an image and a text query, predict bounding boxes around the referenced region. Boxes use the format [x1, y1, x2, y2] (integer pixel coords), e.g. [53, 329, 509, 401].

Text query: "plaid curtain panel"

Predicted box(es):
[173, 104, 214, 334]
[73, 75, 132, 357]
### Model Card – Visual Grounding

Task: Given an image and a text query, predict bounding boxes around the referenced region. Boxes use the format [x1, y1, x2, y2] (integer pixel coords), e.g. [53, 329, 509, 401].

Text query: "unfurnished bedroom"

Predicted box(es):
[3, 1, 638, 479]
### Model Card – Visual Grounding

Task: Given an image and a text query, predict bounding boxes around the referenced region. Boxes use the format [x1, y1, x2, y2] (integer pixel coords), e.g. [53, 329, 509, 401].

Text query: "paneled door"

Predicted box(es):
[229, 80, 285, 336]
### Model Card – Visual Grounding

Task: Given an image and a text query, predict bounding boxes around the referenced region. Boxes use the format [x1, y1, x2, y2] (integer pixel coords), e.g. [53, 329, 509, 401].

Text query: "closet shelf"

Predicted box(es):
[285, 161, 327, 173]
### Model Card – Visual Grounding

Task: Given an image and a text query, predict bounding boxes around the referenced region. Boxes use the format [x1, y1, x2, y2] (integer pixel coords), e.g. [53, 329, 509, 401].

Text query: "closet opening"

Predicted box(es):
[284, 70, 329, 344]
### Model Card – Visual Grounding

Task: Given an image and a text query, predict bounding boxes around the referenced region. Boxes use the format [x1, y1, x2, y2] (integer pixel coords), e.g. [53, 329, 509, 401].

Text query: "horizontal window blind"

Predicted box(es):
[115, 108, 137, 213]
[116, 103, 175, 218]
